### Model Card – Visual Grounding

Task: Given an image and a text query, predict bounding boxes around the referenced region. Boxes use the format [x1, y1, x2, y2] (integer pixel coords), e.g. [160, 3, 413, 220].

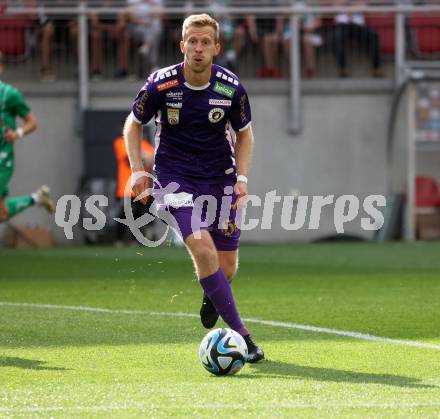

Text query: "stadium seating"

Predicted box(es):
[367, 14, 395, 55]
[415, 176, 440, 239]
[0, 17, 34, 59]
[409, 13, 440, 55]
[416, 176, 440, 208]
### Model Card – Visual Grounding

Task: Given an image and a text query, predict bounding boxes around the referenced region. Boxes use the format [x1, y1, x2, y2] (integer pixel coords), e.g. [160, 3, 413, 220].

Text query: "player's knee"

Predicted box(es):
[193, 245, 218, 266]
[223, 264, 238, 282]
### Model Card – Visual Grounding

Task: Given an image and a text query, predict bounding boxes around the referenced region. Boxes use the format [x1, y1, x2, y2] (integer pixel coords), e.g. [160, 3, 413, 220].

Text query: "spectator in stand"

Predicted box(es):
[0, 0, 55, 80]
[161, 0, 198, 43]
[257, 16, 285, 78]
[282, 5, 323, 79]
[89, 0, 130, 78]
[125, 0, 163, 74]
[334, 0, 383, 78]
[37, 9, 57, 81]
[66, 0, 129, 79]
[208, 0, 258, 73]
[231, 15, 259, 70]
[208, 0, 237, 70]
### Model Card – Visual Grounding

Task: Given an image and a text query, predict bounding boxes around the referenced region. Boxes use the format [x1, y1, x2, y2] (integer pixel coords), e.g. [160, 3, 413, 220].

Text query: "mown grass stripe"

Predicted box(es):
[1, 401, 440, 413]
[1, 301, 440, 351]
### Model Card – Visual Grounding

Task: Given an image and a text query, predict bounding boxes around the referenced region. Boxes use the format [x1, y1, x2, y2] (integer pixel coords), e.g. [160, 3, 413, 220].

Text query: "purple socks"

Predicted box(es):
[199, 268, 249, 336]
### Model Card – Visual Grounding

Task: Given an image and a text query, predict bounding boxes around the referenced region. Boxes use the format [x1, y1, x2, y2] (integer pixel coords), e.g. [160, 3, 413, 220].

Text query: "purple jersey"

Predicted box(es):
[131, 63, 252, 183]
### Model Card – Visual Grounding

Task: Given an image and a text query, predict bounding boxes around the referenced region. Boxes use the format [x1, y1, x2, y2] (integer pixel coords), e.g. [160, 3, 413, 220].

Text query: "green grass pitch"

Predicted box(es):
[1, 242, 440, 417]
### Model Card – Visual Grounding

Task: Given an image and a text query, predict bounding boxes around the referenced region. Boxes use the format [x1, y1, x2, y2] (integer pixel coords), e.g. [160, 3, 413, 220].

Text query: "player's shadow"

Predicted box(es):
[0, 357, 67, 371]
[238, 360, 436, 389]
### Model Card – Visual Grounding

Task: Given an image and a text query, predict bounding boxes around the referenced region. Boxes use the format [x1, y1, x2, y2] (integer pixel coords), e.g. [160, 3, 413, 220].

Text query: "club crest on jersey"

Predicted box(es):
[221, 221, 239, 237]
[157, 79, 179, 91]
[208, 108, 225, 123]
[167, 108, 180, 125]
[214, 81, 235, 98]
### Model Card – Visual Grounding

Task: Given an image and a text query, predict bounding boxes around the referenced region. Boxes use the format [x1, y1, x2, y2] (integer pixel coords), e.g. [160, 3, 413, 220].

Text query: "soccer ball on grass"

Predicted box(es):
[199, 328, 248, 376]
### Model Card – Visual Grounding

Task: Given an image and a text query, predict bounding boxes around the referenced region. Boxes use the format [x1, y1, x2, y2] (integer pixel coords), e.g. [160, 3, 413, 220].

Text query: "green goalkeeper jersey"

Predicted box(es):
[0, 80, 31, 172]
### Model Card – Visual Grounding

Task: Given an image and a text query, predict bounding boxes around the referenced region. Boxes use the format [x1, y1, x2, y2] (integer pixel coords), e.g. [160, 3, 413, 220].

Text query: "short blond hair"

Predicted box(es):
[182, 14, 220, 43]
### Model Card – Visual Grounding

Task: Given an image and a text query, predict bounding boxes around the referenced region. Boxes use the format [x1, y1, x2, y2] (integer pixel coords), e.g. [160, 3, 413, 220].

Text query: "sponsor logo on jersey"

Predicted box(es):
[165, 90, 183, 99]
[166, 102, 182, 109]
[157, 79, 179, 91]
[164, 192, 194, 208]
[209, 99, 232, 107]
[208, 108, 225, 123]
[214, 81, 235, 98]
[167, 108, 180, 125]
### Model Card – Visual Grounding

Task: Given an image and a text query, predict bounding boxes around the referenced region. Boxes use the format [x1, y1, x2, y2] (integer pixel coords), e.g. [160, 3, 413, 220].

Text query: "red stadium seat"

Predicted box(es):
[416, 176, 440, 208]
[367, 14, 395, 55]
[409, 13, 440, 54]
[0, 17, 33, 58]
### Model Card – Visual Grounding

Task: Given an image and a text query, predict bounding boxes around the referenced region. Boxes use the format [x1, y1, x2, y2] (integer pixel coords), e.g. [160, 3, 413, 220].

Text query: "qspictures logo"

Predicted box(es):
[54, 173, 387, 246]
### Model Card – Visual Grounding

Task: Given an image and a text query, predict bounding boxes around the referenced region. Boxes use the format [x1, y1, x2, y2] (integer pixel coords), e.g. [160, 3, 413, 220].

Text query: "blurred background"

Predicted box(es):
[1, 0, 440, 246]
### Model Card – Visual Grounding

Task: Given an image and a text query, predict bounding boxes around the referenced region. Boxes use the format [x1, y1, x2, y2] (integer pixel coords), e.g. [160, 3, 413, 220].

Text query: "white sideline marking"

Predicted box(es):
[1, 301, 440, 351]
[1, 402, 440, 413]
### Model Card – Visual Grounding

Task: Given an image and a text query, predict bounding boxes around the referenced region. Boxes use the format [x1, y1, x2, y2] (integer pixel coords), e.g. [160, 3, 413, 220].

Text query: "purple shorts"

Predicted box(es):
[153, 176, 240, 251]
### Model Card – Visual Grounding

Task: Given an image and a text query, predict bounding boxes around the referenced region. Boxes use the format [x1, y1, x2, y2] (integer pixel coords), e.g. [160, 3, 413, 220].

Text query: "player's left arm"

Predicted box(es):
[141, 151, 154, 172]
[4, 112, 37, 143]
[234, 126, 254, 209]
[229, 81, 254, 209]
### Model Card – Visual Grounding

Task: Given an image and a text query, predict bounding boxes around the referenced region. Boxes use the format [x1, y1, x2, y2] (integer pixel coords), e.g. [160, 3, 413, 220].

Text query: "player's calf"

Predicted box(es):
[200, 254, 236, 329]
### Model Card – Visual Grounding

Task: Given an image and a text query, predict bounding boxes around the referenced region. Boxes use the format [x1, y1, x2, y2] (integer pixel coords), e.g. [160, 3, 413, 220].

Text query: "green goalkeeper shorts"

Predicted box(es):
[0, 168, 13, 199]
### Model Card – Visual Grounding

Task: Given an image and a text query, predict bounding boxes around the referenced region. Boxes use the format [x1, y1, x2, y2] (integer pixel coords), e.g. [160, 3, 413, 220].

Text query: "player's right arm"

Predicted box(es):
[123, 115, 150, 204]
[124, 78, 158, 204]
[124, 116, 143, 172]
[4, 87, 37, 143]
[4, 112, 37, 143]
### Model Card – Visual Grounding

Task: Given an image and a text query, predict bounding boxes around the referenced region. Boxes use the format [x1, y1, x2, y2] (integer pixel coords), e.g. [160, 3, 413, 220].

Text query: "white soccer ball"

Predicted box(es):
[199, 328, 248, 376]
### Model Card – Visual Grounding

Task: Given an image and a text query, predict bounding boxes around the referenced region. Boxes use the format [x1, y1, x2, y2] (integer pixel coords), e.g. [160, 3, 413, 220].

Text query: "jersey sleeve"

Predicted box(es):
[9, 88, 31, 118]
[229, 82, 252, 132]
[131, 77, 158, 125]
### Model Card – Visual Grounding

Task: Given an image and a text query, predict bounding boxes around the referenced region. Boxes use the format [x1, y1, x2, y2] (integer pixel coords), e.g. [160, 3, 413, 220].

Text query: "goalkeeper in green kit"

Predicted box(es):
[0, 52, 54, 223]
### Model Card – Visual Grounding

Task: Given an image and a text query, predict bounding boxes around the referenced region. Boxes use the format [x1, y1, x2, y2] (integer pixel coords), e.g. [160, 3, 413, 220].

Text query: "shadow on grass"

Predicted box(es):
[0, 357, 67, 371]
[235, 360, 436, 389]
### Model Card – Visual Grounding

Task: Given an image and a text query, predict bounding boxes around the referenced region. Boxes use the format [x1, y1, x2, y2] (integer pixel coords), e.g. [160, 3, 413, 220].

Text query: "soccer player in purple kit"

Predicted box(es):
[124, 14, 264, 363]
